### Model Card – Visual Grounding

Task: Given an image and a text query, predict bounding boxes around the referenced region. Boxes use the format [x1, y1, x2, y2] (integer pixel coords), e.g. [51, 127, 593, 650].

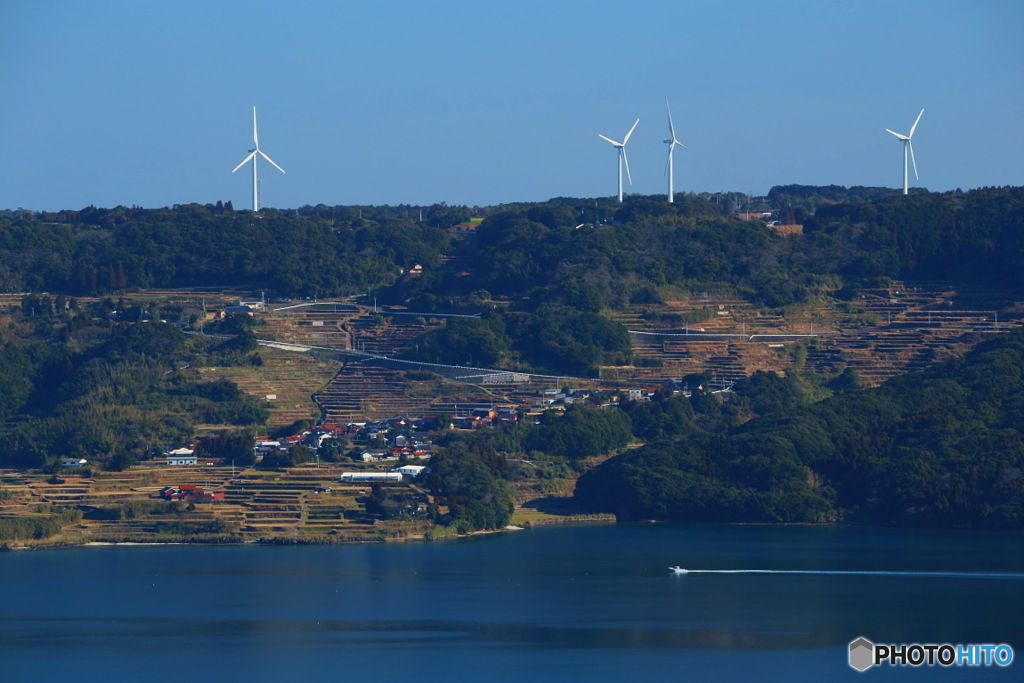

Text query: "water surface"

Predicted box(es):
[2, 524, 1020, 681]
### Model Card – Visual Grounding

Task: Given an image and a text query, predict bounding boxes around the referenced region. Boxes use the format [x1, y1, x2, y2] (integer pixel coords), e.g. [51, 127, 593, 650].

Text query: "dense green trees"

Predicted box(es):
[0, 508, 82, 542]
[0, 204, 451, 298]
[573, 437, 837, 523]
[196, 431, 257, 467]
[505, 305, 631, 376]
[411, 316, 510, 367]
[622, 394, 695, 441]
[423, 444, 515, 531]
[523, 405, 632, 463]
[805, 186, 1024, 285]
[0, 314, 267, 470]
[766, 184, 914, 212]
[398, 305, 630, 377]
[2, 187, 1021, 310]
[461, 202, 787, 309]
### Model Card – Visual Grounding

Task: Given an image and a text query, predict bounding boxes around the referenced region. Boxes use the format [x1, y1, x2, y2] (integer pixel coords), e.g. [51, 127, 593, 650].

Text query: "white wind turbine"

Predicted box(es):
[664, 99, 687, 203]
[231, 106, 286, 211]
[885, 108, 923, 195]
[599, 118, 639, 203]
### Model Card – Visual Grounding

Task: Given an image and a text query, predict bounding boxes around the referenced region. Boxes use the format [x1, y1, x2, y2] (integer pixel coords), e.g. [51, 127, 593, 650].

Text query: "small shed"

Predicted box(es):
[340, 472, 403, 483]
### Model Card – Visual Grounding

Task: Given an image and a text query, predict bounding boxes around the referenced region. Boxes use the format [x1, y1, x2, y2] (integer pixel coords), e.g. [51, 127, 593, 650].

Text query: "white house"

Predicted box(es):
[167, 454, 198, 466]
[394, 465, 427, 479]
[311, 433, 334, 448]
[360, 450, 397, 463]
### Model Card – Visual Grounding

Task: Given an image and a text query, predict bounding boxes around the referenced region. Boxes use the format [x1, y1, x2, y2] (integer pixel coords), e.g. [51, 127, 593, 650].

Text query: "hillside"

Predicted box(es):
[573, 327, 1024, 529]
[1, 185, 1023, 536]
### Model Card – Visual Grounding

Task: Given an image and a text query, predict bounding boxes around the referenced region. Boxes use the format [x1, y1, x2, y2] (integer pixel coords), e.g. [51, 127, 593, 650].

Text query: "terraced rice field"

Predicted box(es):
[198, 348, 340, 429]
[0, 461, 430, 546]
[615, 281, 1023, 386]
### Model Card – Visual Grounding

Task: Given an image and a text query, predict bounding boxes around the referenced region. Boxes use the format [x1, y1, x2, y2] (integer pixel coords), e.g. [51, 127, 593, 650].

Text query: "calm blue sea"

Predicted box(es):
[1, 524, 1021, 682]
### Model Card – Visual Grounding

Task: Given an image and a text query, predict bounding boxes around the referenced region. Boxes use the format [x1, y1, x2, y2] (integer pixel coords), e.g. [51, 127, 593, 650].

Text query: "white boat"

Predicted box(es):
[669, 566, 688, 574]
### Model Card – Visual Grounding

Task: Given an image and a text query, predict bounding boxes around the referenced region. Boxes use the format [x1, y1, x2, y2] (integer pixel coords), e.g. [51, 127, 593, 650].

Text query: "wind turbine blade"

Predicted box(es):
[623, 118, 639, 145]
[231, 151, 257, 173]
[908, 140, 918, 179]
[598, 133, 621, 146]
[252, 106, 259, 148]
[622, 149, 632, 185]
[908, 108, 924, 138]
[259, 150, 286, 174]
[666, 99, 677, 141]
[885, 129, 909, 140]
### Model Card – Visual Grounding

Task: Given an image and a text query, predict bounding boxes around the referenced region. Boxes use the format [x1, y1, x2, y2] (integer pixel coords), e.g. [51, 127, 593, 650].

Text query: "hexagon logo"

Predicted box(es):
[849, 637, 875, 672]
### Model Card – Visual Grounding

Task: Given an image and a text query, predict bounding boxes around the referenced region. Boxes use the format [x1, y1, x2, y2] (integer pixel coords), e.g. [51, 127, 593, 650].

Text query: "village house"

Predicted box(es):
[360, 450, 397, 463]
[394, 465, 427, 479]
[159, 484, 224, 502]
[627, 387, 660, 402]
[235, 298, 266, 311]
[166, 446, 197, 465]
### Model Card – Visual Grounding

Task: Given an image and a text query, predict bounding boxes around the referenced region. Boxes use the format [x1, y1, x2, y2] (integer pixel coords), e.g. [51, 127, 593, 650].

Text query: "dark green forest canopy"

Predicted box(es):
[421, 443, 515, 531]
[387, 186, 1024, 313]
[574, 327, 1024, 529]
[766, 184, 926, 213]
[805, 187, 1024, 285]
[2, 186, 1020, 306]
[0, 310, 268, 470]
[0, 203, 454, 297]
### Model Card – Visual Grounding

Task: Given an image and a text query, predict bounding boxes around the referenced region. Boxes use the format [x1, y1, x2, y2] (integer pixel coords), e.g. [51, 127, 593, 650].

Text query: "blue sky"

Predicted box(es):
[1, 0, 1021, 211]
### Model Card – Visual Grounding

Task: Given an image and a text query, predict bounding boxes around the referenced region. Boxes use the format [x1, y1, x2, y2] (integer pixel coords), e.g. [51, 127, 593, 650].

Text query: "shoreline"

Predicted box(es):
[2, 521, 535, 553]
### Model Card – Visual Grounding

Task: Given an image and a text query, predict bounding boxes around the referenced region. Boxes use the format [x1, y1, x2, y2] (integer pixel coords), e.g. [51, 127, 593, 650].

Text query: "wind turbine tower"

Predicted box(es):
[599, 118, 639, 203]
[885, 108, 923, 195]
[664, 99, 686, 203]
[232, 106, 286, 211]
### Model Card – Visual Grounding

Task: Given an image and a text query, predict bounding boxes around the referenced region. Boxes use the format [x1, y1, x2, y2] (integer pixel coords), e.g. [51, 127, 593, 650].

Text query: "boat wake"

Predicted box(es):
[669, 566, 1024, 579]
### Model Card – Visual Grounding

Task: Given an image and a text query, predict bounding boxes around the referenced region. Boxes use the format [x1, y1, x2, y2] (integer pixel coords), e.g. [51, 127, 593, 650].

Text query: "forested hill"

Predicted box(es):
[804, 187, 1024, 286]
[574, 327, 1024, 529]
[766, 184, 926, 212]
[2, 188, 1023, 531]
[2, 187, 1022, 309]
[1, 186, 1022, 379]
[0, 203, 456, 297]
